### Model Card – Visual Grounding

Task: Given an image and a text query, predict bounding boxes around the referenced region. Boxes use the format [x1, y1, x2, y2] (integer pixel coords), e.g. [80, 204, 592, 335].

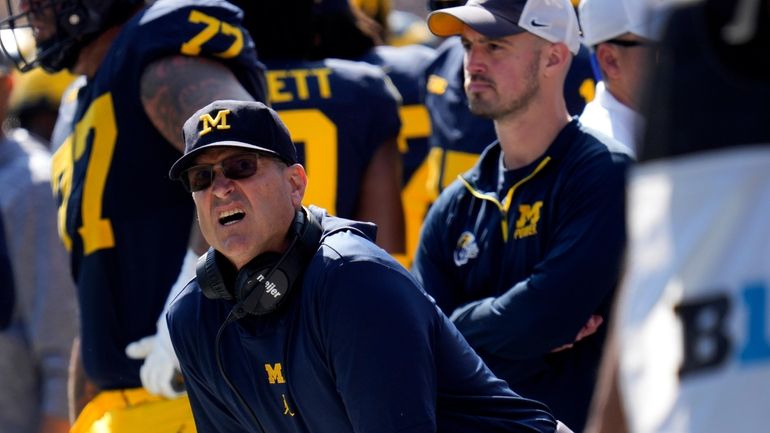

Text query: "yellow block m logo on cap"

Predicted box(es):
[199, 109, 231, 136]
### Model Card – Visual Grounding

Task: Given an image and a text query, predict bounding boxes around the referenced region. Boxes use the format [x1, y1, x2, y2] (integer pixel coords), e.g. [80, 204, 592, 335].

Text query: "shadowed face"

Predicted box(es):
[598, 33, 657, 110]
[190, 147, 306, 270]
[19, 0, 57, 42]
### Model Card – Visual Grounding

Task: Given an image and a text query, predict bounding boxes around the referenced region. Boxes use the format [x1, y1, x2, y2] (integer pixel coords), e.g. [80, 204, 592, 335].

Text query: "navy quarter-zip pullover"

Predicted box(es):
[169, 206, 558, 433]
[413, 119, 633, 430]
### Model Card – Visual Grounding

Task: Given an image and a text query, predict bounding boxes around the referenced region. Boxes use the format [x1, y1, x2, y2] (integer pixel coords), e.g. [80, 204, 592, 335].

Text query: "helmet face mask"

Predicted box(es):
[0, 0, 142, 72]
[0, 0, 77, 72]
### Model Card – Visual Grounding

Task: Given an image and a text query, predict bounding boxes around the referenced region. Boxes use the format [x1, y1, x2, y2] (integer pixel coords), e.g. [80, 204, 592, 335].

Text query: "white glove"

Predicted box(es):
[125, 319, 183, 398]
[125, 249, 198, 398]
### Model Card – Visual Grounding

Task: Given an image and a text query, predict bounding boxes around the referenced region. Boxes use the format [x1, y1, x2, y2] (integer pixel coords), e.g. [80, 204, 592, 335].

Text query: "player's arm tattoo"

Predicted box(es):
[140, 55, 254, 153]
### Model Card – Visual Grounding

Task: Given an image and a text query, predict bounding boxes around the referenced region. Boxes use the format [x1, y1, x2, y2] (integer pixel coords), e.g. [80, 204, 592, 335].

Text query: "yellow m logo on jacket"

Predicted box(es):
[264, 363, 286, 384]
[514, 201, 543, 239]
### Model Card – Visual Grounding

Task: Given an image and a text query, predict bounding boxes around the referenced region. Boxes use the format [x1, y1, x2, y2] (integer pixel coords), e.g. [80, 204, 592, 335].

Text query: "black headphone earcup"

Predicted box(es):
[197, 247, 234, 301]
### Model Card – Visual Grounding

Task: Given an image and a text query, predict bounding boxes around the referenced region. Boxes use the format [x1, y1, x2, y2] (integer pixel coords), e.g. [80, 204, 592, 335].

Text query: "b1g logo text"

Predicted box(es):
[676, 281, 770, 378]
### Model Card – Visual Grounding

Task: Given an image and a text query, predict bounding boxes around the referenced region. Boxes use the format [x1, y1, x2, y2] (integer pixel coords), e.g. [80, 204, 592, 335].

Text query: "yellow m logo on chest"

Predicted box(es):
[514, 201, 543, 239]
[265, 363, 286, 384]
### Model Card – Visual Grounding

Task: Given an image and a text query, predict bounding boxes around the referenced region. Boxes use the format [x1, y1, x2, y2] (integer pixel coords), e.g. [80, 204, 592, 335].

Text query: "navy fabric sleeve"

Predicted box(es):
[182, 367, 245, 433]
[449, 156, 628, 358]
[167, 287, 245, 433]
[361, 72, 402, 152]
[411, 184, 465, 315]
[318, 259, 438, 433]
[0, 213, 12, 330]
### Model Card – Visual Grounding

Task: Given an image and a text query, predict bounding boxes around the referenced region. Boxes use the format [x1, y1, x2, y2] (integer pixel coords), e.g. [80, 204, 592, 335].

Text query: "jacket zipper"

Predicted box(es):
[459, 156, 551, 242]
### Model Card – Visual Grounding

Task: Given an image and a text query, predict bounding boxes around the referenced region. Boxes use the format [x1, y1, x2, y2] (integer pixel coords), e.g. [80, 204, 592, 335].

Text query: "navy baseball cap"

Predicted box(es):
[169, 100, 298, 180]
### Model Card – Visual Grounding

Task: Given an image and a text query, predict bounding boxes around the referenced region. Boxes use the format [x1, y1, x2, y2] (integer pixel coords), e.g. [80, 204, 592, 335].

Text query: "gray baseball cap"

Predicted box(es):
[427, 0, 581, 54]
[579, 0, 663, 47]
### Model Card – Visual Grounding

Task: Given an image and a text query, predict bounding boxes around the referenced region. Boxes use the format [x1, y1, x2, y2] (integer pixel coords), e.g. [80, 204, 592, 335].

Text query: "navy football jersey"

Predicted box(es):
[263, 57, 401, 219]
[49, 0, 265, 389]
[359, 44, 437, 264]
[360, 44, 437, 184]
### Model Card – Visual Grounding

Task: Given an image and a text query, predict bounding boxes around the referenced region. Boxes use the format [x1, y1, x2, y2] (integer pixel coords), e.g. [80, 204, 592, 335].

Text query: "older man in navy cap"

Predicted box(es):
[413, 0, 633, 430]
[165, 99, 570, 433]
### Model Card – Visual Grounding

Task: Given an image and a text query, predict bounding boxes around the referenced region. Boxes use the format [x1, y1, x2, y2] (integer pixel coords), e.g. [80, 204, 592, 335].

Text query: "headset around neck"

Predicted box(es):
[196, 206, 323, 320]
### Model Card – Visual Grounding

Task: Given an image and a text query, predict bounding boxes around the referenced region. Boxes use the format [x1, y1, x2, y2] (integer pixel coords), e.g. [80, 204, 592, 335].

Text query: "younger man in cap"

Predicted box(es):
[414, 0, 632, 430]
[166, 99, 567, 433]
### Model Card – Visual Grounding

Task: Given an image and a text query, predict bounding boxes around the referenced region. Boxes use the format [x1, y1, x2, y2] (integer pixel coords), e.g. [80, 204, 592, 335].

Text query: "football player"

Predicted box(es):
[0, 1, 265, 432]
[587, 0, 770, 431]
[359, 42, 437, 266]
[235, 0, 407, 255]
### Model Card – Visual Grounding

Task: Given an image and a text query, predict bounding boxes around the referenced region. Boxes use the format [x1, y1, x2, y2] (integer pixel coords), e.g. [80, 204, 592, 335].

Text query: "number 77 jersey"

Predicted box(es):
[48, 0, 265, 390]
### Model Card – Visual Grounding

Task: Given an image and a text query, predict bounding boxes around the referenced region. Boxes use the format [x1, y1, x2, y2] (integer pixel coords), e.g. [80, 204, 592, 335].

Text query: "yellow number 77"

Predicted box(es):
[180, 10, 243, 58]
[51, 93, 117, 255]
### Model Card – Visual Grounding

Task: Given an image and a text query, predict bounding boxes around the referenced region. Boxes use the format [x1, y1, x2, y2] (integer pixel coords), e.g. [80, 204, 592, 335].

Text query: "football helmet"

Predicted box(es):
[0, 0, 143, 72]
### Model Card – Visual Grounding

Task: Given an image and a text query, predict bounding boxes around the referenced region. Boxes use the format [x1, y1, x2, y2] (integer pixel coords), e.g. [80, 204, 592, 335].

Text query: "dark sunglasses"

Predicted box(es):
[603, 39, 657, 48]
[180, 153, 264, 192]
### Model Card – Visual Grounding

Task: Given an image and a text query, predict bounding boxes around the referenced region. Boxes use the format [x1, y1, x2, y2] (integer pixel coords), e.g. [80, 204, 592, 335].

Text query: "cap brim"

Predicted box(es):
[427, 4, 525, 38]
[168, 141, 284, 180]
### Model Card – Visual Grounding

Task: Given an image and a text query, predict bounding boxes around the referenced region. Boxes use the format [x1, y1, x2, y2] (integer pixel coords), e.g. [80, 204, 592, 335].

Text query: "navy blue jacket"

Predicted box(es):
[169, 207, 557, 433]
[413, 119, 632, 431]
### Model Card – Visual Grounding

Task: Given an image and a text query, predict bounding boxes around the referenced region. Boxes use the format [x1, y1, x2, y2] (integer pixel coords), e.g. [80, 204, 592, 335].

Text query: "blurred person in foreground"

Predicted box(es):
[586, 0, 770, 432]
